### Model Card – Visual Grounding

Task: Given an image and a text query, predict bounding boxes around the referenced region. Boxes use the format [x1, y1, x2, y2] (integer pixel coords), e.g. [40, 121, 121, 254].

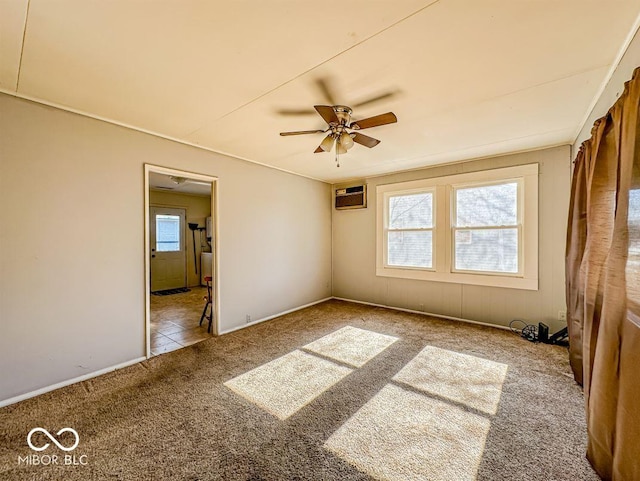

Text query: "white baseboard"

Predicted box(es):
[332, 297, 511, 331]
[0, 356, 146, 408]
[1, 296, 507, 408]
[219, 297, 333, 335]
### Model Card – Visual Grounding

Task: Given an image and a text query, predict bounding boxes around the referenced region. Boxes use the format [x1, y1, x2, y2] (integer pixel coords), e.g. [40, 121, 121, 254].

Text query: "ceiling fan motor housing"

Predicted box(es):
[333, 105, 353, 126]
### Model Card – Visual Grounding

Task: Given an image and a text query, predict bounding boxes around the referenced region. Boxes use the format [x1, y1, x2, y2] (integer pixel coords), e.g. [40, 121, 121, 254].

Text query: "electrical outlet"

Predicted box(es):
[558, 310, 567, 322]
[419, 303, 424, 312]
[246, 315, 251, 323]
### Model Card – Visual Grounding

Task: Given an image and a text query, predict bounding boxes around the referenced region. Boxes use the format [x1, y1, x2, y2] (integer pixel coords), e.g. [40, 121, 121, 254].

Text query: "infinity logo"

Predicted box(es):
[27, 428, 80, 452]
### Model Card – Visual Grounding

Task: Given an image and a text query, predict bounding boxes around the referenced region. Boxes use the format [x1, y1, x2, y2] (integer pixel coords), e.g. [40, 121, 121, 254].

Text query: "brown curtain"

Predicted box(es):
[566, 66, 640, 481]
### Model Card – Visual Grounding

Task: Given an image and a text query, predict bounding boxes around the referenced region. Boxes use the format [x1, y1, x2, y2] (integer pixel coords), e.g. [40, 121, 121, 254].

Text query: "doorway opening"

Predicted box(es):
[144, 165, 219, 358]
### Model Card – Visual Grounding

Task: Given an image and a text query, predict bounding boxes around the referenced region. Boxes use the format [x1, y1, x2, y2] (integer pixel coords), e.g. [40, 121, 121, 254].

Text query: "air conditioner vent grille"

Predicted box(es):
[335, 184, 366, 210]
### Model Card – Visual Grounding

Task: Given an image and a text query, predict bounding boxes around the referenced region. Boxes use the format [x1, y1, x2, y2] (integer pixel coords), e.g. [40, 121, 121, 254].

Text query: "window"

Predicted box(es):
[156, 214, 181, 252]
[452, 181, 520, 274]
[376, 164, 538, 290]
[385, 191, 434, 269]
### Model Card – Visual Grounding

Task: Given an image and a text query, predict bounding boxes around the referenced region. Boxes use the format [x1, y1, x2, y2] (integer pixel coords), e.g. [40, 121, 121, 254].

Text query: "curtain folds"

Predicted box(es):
[566, 67, 640, 481]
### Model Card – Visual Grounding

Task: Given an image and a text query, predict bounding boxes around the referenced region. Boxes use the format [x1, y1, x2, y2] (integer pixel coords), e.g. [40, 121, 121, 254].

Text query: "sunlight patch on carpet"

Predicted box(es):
[324, 384, 490, 481]
[302, 326, 398, 367]
[393, 346, 508, 415]
[224, 350, 352, 419]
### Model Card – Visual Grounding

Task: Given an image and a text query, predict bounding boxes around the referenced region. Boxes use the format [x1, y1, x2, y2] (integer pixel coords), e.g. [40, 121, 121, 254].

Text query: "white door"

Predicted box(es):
[150, 207, 187, 291]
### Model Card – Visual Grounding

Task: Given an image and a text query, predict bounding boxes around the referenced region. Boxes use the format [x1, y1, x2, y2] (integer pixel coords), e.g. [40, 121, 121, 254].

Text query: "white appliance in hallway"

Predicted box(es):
[201, 252, 212, 286]
[206, 216, 212, 240]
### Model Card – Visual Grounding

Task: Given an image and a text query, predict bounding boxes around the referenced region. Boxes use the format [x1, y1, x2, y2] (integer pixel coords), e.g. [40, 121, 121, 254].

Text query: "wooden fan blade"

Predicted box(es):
[279, 130, 325, 136]
[350, 112, 397, 130]
[314, 105, 339, 125]
[315, 78, 337, 105]
[352, 90, 398, 108]
[352, 132, 381, 148]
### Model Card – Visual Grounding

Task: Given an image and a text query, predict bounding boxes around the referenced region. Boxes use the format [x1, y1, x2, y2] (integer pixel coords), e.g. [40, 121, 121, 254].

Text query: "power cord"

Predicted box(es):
[510, 319, 538, 342]
[510, 319, 570, 347]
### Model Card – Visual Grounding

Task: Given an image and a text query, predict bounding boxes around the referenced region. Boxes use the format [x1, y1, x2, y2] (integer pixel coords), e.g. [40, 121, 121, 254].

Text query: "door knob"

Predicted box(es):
[151, 254, 156, 258]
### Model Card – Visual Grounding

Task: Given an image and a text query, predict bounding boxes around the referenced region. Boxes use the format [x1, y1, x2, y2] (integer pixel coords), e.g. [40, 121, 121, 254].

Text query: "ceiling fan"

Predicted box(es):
[279, 105, 397, 167]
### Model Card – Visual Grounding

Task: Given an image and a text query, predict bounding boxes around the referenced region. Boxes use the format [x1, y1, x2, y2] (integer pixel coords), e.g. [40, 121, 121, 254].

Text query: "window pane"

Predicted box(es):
[454, 228, 518, 273]
[156, 215, 181, 252]
[456, 183, 517, 227]
[388, 231, 433, 268]
[389, 193, 433, 229]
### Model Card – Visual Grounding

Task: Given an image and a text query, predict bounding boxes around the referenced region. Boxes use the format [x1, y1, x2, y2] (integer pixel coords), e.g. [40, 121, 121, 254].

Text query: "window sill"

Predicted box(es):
[376, 266, 538, 290]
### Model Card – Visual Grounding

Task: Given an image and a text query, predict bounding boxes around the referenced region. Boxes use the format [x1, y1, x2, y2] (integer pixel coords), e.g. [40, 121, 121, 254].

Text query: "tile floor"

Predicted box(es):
[150, 286, 212, 356]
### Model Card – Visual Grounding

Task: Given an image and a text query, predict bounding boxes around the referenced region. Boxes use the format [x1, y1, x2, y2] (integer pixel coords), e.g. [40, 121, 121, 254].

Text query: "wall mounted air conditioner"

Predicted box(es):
[335, 185, 367, 210]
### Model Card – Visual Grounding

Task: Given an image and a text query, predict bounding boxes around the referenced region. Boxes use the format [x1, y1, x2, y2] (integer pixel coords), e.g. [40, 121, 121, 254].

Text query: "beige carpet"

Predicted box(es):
[0, 300, 598, 480]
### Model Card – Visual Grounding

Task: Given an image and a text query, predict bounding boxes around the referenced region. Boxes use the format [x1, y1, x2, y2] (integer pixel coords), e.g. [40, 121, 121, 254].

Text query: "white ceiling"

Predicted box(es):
[2, 1, 639, 183]
[149, 172, 211, 196]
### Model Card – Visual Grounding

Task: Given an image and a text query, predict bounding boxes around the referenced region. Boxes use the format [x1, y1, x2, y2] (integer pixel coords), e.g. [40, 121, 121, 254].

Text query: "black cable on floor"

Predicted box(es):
[510, 319, 538, 342]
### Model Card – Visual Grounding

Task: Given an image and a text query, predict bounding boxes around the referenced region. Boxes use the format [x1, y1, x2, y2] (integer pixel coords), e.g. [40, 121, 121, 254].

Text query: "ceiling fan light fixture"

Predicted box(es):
[320, 134, 335, 152]
[339, 132, 354, 150]
[169, 176, 187, 185]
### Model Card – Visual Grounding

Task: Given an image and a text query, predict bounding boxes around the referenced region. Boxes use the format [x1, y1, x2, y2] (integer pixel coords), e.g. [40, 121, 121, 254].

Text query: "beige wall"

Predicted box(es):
[0, 94, 332, 403]
[332, 146, 571, 332]
[149, 190, 211, 287]
[574, 30, 640, 150]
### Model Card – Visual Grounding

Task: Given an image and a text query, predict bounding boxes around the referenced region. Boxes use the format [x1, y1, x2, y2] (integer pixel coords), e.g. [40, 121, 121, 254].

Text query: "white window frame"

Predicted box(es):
[383, 188, 436, 271]
[376, 164, 538, 290]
